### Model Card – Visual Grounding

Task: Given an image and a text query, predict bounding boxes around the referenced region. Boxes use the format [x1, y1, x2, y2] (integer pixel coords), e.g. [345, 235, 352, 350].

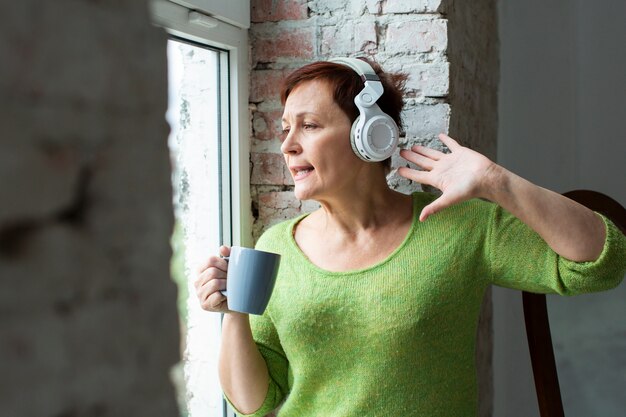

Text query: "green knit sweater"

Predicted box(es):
[229, 192, 626, 417]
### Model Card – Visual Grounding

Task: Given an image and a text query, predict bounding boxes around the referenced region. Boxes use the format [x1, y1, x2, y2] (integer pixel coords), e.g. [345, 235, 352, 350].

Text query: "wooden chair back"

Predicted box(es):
[522, 189, 626, 417]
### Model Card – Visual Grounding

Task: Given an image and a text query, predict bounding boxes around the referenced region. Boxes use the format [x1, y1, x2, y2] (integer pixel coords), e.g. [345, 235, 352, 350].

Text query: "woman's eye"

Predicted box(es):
[303, 124, 317, 130]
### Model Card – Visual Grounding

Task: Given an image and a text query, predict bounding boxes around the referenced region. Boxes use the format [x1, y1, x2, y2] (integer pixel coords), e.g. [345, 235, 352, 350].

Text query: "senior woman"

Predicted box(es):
[195, 57, 626, 417]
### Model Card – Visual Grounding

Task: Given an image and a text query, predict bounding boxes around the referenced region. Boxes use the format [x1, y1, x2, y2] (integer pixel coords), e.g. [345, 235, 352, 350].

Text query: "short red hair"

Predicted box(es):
[280, 58, 407, 130]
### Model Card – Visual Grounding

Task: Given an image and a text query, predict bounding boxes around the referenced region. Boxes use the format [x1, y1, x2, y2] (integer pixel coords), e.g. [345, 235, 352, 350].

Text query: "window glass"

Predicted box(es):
[167, 37, 228, 417]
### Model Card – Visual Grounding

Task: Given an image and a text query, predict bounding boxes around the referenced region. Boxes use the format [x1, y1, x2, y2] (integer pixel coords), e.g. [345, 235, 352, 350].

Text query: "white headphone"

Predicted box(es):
[329, 57, 399, 162]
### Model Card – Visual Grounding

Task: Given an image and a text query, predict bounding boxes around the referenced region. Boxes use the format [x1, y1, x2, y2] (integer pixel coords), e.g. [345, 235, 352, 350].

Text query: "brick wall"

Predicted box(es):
[249, 0, 498, 415]
[0, 2, 180, 416]
[249, 0, 452, 239]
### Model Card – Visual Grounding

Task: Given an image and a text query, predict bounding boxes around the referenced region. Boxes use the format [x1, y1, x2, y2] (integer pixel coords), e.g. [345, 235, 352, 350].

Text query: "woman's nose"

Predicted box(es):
[280, 130, 301, 155]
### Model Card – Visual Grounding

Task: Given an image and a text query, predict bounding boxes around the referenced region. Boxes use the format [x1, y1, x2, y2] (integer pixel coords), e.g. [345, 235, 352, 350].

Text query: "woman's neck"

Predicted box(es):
[313, 178, 412, 236]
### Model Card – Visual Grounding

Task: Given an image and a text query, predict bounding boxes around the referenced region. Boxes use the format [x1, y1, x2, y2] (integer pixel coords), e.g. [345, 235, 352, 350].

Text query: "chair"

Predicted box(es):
[522, 190, 626, 417]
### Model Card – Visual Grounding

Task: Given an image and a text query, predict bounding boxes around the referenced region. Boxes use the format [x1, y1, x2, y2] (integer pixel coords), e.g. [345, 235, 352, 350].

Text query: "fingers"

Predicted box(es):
[419, 192, 464, 222]
[194, 245, 231, 312]
[411, 144, 444, 160]
[438, 133, 460, 150]
[399, 148, 436, 171]
[196, 246, 230, 275]
[419, 202, 440, 222]
[218, 245, 231, 258]
[397, 166, 432, 185]
[195, 272, 227, 312]
[400, 134, 459, 165]
[195, 252, 227, 288]
[197, 278, 227, 311]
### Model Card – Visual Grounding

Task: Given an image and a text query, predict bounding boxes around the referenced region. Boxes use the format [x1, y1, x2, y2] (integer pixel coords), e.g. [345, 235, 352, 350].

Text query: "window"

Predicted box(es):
[151, 1, 251, 416]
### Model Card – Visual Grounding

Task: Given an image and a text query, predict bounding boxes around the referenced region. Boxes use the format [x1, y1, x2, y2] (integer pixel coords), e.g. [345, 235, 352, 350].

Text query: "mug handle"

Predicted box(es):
[219, 255, 229, 296]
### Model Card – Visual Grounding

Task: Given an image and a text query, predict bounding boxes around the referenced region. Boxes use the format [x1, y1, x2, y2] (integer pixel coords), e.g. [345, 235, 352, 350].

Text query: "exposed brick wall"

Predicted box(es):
[249, 0, 498, 415]
[249, 0, 453, 239]
[0, 2, 180, 416]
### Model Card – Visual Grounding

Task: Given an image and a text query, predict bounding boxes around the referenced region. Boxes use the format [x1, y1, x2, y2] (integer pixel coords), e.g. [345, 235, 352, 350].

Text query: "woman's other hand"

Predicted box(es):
[195, 245, 230, 313]
[399, 133, 605, 261]
[398, 133, 500, 221]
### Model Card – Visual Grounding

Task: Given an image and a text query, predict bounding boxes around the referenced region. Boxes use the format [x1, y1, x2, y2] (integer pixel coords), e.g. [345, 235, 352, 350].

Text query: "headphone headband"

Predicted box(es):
[328, 57, 380, 81]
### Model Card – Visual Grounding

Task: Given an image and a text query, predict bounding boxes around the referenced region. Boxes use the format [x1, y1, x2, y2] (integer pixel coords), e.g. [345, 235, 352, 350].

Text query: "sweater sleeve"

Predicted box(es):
[224, 224, 291, 417]
[487, 204, 626, 295]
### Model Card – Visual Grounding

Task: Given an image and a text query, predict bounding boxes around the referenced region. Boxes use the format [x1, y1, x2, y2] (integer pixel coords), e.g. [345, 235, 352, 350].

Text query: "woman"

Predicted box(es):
[195, 58, 626, 416]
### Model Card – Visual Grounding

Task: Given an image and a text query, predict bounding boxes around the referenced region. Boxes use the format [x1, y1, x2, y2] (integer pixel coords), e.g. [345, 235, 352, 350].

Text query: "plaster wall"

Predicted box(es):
[0, 2, 180, 416]
[496, 0, 626, 416]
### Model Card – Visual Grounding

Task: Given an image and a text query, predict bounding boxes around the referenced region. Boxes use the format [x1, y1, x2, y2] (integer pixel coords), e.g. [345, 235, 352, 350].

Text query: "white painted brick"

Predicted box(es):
[365, 0, 382, 14]
[383, 0, 443, 14]
[406, 62, 449, 97]
[354, 21, 378, 52]
[321, 23, 354, 56]
[385, 19, 447, 54]
[402, 103, 451, 138]
[309, 0, 350, 14]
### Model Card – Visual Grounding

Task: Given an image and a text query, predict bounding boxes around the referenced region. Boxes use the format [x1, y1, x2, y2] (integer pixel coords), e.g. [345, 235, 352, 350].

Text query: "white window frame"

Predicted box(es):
[151, 0, 252, 249]
[165, 0, 250, 29]
[151, 1, 251, 416]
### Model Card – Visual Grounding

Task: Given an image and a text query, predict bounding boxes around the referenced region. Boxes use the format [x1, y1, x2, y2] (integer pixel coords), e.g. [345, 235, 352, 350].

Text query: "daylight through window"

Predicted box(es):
[167, 37, 231, 417]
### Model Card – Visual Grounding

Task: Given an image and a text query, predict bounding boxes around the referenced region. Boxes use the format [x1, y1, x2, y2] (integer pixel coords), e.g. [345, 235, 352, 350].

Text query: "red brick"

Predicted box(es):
[253, 26, 314, 63]
[252, 108, 283, 141]
[250, 69, 289, 103]
[251, 0, 308, 23]
[251, 152, 290, 185]
[259, 190, 299, 209]
[258, 191, 303, 224]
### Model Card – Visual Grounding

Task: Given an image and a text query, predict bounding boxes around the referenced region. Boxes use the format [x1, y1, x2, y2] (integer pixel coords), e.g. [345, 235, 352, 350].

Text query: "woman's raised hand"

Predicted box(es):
[398, 133, 499, 222]
[194, 245, 230, 313]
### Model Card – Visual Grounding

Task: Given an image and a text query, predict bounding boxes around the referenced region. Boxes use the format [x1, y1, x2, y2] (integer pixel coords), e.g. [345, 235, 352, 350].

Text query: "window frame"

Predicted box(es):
[151, 0, 252, 249]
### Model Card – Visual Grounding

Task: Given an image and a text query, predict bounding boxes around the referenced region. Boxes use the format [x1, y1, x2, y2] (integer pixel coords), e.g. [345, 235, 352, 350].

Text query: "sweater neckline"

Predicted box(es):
[286, 193, 420, 276]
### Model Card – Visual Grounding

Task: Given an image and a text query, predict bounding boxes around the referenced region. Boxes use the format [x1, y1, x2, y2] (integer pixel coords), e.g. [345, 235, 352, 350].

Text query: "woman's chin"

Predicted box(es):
[293, 186, 317, 202]
[293, 189, 310, 201]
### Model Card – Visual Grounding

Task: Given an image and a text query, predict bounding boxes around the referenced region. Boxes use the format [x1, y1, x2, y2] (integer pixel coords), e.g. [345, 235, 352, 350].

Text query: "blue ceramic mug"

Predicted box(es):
[220, 246, 281, 315]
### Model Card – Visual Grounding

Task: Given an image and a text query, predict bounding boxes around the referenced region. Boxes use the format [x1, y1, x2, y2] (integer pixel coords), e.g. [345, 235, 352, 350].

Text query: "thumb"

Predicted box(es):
[219, 245, 231, 257]
[419, 194, 456, 222]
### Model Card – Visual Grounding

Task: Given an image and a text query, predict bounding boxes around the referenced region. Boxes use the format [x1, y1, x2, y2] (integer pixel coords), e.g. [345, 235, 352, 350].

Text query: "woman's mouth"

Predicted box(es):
[292, 166, 314, 181]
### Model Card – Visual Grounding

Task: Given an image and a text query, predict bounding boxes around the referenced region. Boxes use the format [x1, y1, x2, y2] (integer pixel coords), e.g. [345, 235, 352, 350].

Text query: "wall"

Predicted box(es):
[496, 0, 626, 416]
[0, 2, 180, 416]
[442, 1, 499, 415]
[249, 0, 498, 415]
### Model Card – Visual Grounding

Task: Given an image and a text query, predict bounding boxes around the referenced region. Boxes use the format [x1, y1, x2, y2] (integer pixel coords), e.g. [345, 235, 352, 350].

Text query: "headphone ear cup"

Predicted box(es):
[371, 113, 399, 158]
[350, 116, 367, 161]
[353, 111, 398, 161]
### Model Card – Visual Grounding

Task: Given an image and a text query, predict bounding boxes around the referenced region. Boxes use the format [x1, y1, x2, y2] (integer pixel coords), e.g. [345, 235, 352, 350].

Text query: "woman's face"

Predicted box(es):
[280, 79, 364, 201]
